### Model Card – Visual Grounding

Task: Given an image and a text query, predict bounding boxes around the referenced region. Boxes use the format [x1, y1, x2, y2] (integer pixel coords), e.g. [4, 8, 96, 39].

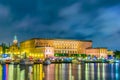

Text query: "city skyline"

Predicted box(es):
[0, 0, 120, 50]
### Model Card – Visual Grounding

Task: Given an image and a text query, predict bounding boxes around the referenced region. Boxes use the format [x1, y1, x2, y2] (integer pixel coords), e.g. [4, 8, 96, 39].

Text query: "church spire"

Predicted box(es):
[13, 35, 18, 44]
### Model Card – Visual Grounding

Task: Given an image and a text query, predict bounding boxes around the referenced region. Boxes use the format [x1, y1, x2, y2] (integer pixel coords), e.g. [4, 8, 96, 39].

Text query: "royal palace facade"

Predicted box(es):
[20, 38, 113, 59]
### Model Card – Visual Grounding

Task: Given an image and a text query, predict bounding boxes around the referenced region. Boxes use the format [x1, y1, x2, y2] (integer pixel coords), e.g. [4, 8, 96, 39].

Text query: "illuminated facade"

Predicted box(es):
[0, 45, 2, 54]
[20, 38, 92, 58]
[86, 48, 108, 58]
[0, 37, 113, 59]
[7, 35, 20, 58]
[107, 50, 114, 56]
[8, 44, 20, 57]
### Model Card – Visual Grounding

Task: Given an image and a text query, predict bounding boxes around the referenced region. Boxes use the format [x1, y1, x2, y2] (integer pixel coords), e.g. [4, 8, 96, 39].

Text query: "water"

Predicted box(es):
[0, 63, 120, 80]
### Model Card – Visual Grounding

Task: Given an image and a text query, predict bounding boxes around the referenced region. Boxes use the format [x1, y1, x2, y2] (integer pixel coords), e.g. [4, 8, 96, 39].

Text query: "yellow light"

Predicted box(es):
[35, 54, 37, 57]
[29, 53, 31, 56]
[31, 54, 34, 57]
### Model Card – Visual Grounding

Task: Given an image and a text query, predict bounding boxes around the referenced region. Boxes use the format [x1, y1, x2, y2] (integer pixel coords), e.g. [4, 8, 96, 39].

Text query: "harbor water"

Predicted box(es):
[0, 63, 120, 80]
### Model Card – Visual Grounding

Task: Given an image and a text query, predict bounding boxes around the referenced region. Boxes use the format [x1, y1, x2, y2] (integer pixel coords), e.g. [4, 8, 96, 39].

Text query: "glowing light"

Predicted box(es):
[2, 54, 8, 58]
[29, 53, 31, 56]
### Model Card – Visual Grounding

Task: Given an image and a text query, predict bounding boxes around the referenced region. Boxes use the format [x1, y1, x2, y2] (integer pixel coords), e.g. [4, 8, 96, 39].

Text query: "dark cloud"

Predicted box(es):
[0, 0, 120, 50]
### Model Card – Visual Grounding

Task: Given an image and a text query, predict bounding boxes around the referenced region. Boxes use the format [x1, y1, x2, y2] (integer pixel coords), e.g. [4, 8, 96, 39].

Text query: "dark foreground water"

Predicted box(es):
[0, 63, 120, 80]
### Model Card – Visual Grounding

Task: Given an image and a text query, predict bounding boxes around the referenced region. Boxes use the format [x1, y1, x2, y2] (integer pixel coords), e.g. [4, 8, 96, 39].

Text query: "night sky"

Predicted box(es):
[0, 0, 120, 50]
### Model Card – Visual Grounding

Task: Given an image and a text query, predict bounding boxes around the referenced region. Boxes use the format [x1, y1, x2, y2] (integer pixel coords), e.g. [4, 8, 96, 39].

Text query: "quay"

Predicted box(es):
[0, 58, 120, 65]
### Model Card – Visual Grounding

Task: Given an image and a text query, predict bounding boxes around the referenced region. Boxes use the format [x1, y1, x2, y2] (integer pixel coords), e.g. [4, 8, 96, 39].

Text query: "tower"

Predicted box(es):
[13, 35, 18, 45]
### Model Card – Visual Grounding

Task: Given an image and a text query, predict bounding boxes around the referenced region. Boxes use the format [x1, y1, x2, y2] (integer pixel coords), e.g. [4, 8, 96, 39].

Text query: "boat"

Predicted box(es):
[108, 59, 120, 63]
[43, 58, 51, 65]
[72, 59, 80, 64]
[20, 59, 34, 65]
[34, 59, 43, 64]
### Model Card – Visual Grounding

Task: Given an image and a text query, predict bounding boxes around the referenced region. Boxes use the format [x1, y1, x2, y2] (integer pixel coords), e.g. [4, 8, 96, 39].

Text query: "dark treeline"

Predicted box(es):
[114, 50, 120, 59]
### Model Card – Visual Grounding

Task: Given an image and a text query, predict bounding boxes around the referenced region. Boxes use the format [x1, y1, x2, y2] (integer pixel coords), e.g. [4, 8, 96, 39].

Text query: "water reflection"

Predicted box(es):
[0, 63, 120, 80]
[115, 63, 119, 80]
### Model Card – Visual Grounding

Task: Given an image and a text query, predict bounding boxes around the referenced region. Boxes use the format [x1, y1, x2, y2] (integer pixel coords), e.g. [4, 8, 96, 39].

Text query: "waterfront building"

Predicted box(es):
[7, 35, 20, 59]
[107, 50, 114, 56]
[20, 38, 92, 58]
[0, 37, 114, 59]
[0, 35, 21, 59]
[8, 35, 19, 53]
[85, 48, 108, 58]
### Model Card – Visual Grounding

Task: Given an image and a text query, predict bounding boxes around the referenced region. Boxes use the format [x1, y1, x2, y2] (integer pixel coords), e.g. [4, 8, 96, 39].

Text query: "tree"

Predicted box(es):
[114, 50, 120, 59]
[81, 54, 87, 58]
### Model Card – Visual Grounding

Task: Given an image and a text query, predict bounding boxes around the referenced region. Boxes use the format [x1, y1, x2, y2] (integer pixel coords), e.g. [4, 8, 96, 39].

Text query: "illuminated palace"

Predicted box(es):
[20, 38, 113, 59]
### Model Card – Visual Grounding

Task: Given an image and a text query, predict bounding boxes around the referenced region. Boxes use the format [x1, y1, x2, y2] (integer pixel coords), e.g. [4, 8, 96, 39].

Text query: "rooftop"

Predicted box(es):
[20, 38, 92, 43]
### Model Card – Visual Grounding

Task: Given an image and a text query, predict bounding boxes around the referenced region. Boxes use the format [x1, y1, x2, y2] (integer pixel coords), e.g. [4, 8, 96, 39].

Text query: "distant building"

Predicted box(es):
[107, 50, 114, 56]
[86, 48, 108, 58]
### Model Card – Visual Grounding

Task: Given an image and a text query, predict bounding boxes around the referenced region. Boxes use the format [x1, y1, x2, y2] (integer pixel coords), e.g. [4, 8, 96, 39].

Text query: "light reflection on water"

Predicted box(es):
[0, 63, 120, 80]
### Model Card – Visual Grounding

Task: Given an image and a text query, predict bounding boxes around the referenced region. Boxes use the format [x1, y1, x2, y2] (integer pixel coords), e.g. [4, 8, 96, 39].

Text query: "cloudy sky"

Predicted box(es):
[0, 0, 120, 50]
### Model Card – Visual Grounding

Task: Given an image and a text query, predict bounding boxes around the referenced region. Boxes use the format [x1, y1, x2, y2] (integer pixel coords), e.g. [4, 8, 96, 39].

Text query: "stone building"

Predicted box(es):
[20, 38, 92, 58]
[85, 48, 108, 58]
[7, 35, 20, 59]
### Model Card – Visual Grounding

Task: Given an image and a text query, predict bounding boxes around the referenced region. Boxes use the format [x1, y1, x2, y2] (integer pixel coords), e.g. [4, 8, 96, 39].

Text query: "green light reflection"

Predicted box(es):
[62, 64, 65, 80]
[78, 64, 81, 80]
[69, 64, 72, 80]
[55, 64, 58, 80]
[85, 63, 89, 80]
[91, 63, 94, 80]
[0, 65, 2, 80]
[8, 64, 14, 80]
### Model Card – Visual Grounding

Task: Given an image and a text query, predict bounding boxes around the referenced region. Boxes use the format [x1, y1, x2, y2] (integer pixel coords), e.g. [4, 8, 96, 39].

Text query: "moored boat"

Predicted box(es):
[72, 59, 80, 64]
[43, 58, 51, 65]
[20, 59, 34, 65]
